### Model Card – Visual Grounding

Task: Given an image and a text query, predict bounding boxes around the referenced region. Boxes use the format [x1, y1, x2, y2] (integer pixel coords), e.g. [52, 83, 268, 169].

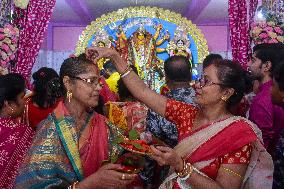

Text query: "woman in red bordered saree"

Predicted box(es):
[0, 73, 35, 189]
[15, 55, 137, 189]
[87, 47, 273, 189]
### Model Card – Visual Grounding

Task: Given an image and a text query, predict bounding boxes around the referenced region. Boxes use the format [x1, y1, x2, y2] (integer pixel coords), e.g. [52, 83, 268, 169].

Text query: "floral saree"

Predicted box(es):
[159, 99, 273, 189]
[0, 117, 34, 189]
[107, 101, 148, 134]
[159, 116, 273, 189]
[14, 101, 123, 188]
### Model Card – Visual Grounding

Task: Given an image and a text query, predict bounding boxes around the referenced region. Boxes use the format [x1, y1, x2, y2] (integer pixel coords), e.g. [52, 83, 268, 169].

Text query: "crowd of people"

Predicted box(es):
[0, 42, 284, 189]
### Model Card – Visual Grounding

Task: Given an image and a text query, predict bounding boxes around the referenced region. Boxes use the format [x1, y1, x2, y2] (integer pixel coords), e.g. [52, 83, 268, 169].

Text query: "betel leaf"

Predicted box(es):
[133, 143, 143, 150]
[113, 136, 124, 144]
[128, 129, 139, 140]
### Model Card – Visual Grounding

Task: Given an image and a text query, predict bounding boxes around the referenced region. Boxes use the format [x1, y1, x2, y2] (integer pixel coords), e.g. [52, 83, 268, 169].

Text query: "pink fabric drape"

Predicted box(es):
[12, 0, 56, 83]
[0, 117, 35, 189]
[228, 0, 258, 70]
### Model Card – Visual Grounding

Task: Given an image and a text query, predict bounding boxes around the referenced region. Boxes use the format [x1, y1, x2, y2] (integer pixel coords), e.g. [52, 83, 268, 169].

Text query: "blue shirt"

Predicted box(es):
[146, 87, 195, 147]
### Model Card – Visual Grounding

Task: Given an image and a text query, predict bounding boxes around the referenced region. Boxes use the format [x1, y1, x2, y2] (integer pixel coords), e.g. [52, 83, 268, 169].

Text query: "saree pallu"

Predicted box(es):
[15, 101, 123, 189]
[160, 116, 273, 189]
[0, 117, 35, 189]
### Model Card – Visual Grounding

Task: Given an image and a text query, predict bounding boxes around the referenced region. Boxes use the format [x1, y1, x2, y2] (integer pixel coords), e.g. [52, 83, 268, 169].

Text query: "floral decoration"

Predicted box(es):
[250, 2, 284, 45]
[251, 21, 284, 44]
[13, 0, 29, 9]
[0, 24, 19, 70]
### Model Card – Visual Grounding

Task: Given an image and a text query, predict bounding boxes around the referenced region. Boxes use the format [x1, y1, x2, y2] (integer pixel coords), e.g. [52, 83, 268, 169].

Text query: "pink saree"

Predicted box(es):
[0, 117, 35, 189]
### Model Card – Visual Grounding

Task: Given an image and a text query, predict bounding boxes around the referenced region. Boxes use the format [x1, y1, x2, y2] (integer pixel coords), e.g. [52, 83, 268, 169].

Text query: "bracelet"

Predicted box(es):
[176, 158, 187, 177]
[68, 181, 79, 189]
[121, 68, 132, 78]
[179, 163, 194, 180]
[176, 158, 193, 179]
[119, 66, 131, 77]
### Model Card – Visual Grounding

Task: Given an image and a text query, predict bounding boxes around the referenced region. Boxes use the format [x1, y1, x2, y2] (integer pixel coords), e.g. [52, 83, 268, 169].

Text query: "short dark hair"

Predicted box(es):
[254, 48, 283, 76]
[0, 73, 25, 109]
[253, 43, 284, 52]
[59, 53, 94, 95]
[203, 54, 223, 69]
[103, 60, 117, 73]
[273, 60, 284, 91]
[164, 56, 192, 82]
[214, 60, 252, 111]
[253, 43, 284, 76]
[32, 67, 63, 108]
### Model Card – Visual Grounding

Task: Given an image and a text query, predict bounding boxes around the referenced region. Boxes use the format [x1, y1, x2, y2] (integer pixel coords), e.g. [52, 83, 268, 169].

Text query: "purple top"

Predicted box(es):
[249, 80, 284, 155]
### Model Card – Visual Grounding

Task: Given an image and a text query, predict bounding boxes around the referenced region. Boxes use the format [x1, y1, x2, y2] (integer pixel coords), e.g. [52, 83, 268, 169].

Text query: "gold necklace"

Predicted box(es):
[193, 113, 231, 130]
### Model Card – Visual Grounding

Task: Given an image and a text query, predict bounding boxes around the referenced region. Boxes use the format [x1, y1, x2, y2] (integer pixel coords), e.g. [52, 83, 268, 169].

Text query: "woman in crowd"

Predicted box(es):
[87, 47, 273, 189]
[24, 67, 63, 129]
[15, 54, 136, 188]
[106, 65, 148, 136]
[0, 73, 35, 189]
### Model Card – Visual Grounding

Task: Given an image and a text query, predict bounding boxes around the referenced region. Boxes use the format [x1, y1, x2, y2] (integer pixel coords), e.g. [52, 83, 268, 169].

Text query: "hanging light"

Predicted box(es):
[255, 5, 267, 22]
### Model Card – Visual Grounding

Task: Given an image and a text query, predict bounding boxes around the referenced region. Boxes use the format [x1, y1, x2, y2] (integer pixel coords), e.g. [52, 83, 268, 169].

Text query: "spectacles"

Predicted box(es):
[70, 76, 103, 87]
[197, 76, 223, 88]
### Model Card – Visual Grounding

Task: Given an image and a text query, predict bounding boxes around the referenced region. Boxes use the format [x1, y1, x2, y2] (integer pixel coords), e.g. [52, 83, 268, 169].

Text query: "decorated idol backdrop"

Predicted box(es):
[76, 7, 209, 92]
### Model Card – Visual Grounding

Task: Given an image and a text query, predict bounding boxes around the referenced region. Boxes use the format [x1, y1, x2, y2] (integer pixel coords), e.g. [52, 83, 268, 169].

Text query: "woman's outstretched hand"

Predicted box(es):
[85, 47, 126, 73]
[77, 163, 137, 189]
[150, 145, 184, 172]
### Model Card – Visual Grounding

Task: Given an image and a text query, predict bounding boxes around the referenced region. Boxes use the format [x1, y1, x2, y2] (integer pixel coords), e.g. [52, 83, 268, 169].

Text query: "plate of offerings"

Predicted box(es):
[119, 139, 152, 155]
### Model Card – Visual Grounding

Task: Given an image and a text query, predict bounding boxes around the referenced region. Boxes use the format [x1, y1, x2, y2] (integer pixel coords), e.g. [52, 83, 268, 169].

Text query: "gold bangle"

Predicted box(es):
[176, 158, 193, 178]
[68, 181, 79, 189]
[180, 163, 193, 178]
[179, 163, 194, 180]
[221, 167, 243, 179]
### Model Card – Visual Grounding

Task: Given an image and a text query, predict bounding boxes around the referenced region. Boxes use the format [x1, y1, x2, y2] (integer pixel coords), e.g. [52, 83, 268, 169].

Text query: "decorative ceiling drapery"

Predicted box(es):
[228, 0, 258, 69]
[11, 0, 56, 83]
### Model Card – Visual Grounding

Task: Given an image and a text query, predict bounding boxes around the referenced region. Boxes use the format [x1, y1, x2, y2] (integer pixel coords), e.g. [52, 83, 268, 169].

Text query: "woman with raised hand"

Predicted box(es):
[15, 54, 136, 189]
[86, 47, 273, 189]
[0, 73, 35, 189]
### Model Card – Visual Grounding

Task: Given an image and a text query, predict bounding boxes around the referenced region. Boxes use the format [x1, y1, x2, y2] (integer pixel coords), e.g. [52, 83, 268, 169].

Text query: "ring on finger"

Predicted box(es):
[121, 173, 126, 180]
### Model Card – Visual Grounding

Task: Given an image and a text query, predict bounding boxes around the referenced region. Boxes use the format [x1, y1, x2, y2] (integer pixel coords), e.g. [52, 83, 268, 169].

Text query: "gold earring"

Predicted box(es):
[221, 96, 227, 102]
[10, 107, 14, 113]
[67, 90, 72, 102]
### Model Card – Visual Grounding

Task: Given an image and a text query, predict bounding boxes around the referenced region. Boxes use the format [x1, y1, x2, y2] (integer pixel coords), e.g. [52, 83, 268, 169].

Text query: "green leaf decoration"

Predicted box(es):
[129, 129, 139, 140]
[111, 155, 119, 163]
[133, 143, 143, 150]
[113, 136, 124, 144]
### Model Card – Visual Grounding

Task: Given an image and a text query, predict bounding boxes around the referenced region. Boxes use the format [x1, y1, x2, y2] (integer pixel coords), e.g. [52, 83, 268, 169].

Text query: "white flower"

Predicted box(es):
[0, 67, 8, 75]
[277, 36, 284, 43]
[267, 21, 276, 26]
[13, 0, 29, 9]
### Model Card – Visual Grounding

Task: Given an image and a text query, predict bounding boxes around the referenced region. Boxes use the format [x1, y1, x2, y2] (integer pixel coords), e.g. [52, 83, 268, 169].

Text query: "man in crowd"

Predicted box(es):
[249, 43, 284, 156]
[142, 55, 195, 188]
[271, 60, 284, 189]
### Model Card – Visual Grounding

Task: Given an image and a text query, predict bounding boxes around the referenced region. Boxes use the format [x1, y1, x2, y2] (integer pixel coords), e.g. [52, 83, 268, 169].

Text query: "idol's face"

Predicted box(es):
[177, 40, 184, 47]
